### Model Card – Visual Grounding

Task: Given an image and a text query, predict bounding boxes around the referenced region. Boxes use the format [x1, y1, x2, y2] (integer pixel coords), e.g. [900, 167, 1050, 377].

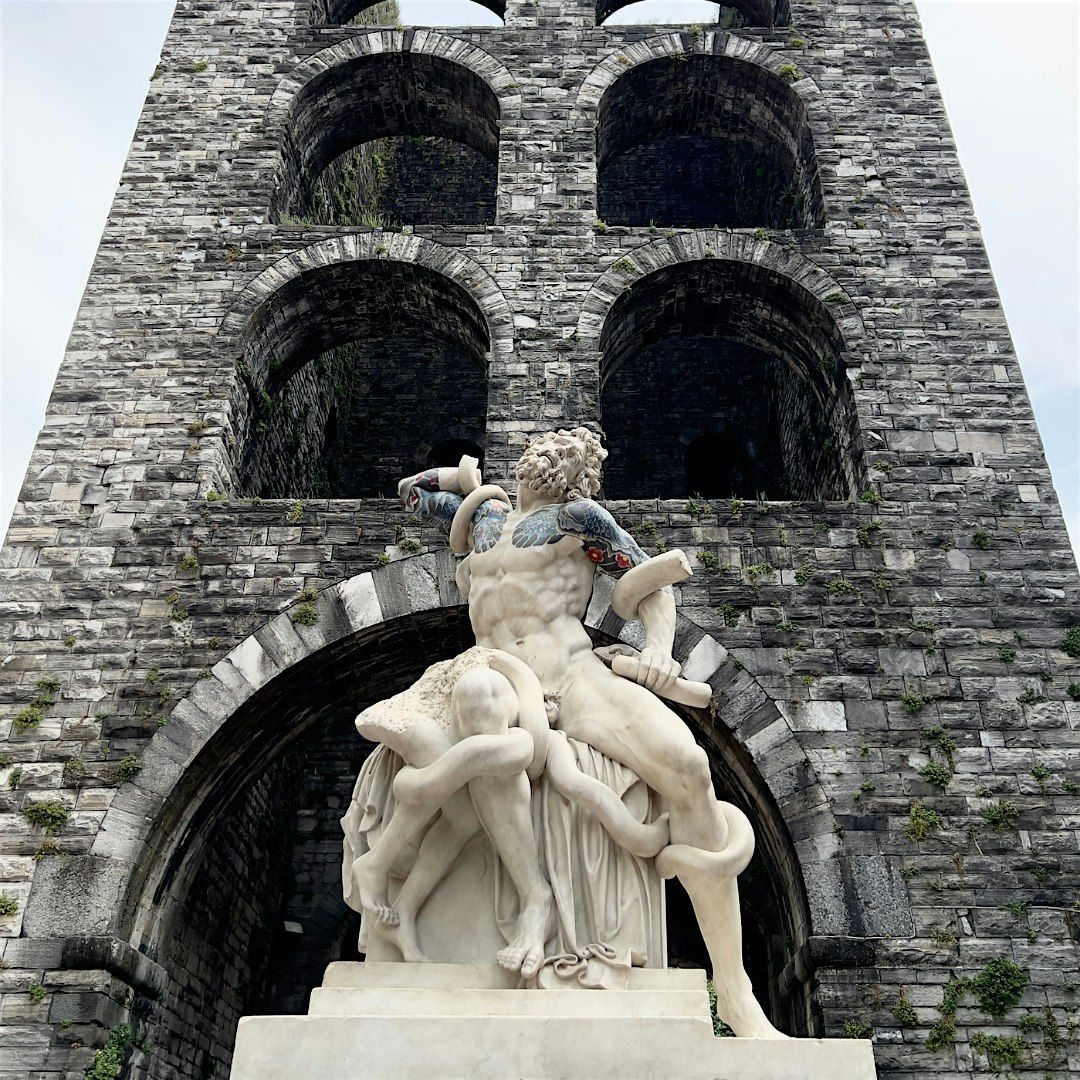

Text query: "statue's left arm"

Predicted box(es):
[557, 501, 680, 694]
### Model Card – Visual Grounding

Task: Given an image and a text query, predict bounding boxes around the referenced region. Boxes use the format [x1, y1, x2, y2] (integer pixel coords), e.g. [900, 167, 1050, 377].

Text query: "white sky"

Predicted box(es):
[1, 0, 1077, 555]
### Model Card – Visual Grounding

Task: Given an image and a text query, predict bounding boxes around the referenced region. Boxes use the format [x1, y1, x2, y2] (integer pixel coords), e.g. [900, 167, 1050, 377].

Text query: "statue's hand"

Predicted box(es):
[632, 648, 681, 694]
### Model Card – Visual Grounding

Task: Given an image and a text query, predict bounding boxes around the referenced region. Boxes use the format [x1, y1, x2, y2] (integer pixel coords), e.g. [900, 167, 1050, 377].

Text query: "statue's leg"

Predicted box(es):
[560, 667, 785, 1038]
[350, 800, 440, 924]
[468, 772, 554, 981]
[452, 667, 554, 980]
[382, 790, 481, 963]
[349, 717, 455, 923]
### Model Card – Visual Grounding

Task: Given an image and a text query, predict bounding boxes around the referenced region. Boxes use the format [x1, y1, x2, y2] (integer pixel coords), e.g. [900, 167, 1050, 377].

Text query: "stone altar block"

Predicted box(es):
[231, 962, 877, 1080]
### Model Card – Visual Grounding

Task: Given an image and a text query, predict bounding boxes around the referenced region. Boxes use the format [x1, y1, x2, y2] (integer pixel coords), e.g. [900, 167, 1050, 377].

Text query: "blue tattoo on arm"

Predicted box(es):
[400, 469, 510, 547]
[557, 500, 650, 577]
[511, 499, 650, 577]
[400, 469, 462, 535]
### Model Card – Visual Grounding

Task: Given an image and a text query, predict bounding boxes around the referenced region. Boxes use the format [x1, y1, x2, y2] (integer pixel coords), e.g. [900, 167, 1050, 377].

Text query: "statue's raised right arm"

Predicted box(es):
[397, 468, 465, 533]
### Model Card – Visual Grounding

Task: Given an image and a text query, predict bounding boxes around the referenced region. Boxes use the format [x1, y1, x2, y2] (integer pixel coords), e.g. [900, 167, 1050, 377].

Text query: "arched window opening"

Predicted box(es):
[274, 53, 500, 227]
[597, 55, 821, 229]
[313, 0, 505, 27]
[232, 261, 490, 499]
[426, 438, 485, 472]
[598, 0, 788, 26]
[600, 260, 860, 501]
[120, 609, 815, 1077]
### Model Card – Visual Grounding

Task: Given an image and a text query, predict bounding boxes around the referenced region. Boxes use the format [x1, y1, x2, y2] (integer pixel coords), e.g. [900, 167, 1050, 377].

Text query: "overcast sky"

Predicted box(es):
[1, 0, 1077, 555]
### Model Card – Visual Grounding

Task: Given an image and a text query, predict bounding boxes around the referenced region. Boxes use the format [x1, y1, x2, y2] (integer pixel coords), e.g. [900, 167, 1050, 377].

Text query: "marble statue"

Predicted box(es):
[341, 428, 784, 1038]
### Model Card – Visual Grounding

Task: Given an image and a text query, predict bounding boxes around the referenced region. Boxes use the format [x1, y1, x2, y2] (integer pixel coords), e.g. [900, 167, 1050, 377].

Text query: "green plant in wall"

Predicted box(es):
[34, 839, 62, 861]
[696, 550, 720, 574]
[744, 563, 774, 586]
[1060, 626, 1080, 659]
[891, 990, 917, 1028]
[900, 692, 927, 716]
[85, 1023, 133, 1080]
[918, 760, 952, 790]
[292, 602, 319, 627]
[706, 980, 734, 1038]
[903, 801, 942, 843]
[827, 576, 857, 598]
[116, 755, 143, 784]
[0, 893, 18, 917]
[28, 982, 46, 1004]
[855, 519, 882, 547]
[22, 800, 71, 835]
[970, 956, 1028, 1020]
[841, 1018, 872, 1039]
[970, 1033, 1026, 1076]
[980, 800, 1020, 831]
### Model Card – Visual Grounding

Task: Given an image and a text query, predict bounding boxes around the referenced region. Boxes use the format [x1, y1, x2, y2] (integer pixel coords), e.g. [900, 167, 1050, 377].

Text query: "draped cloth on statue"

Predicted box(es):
[341, 649, 666, 989]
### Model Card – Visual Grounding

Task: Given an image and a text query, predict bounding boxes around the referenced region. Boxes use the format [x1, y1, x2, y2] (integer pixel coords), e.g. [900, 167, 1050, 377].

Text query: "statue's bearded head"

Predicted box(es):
[515, 427, 608, 502]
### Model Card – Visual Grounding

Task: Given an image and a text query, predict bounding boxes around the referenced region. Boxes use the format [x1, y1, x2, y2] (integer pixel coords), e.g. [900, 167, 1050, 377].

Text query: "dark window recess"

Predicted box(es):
[274, 53, 500, 227]
[231, 261, 489, 499]
[426, 439, 485, 472]
[600, 260, 861, 501]
[597, 54, 821, 229]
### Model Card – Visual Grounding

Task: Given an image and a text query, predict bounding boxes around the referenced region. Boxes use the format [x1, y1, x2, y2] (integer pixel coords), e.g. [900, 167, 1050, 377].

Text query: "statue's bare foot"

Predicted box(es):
[383, 913, 428, 964]
[716, 986, 789, 1040]
[374, 904, 399, 927]
[497, 886, 554, 980]
[350, 853, 390, 917]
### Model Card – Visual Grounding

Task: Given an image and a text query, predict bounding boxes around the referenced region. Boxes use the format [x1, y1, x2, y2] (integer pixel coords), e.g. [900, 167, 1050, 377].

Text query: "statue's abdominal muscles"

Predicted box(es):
[467, 533, 596, 692]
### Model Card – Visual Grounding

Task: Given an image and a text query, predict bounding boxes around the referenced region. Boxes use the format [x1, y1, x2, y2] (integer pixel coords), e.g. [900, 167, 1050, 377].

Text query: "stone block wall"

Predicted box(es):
[0, 0, 1077, 1077]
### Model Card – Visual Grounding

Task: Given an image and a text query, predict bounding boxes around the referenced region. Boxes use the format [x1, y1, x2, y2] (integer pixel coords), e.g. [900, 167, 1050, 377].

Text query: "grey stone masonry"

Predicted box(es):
[0, 0, 1078, 1078]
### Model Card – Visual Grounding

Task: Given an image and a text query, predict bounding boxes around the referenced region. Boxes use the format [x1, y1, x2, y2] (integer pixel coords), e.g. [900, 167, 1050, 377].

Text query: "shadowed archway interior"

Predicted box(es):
[230, 260, 490, 499]
[596, 54, 820, 229]
[599, 258, 860, 500]
[120, 608, 815, 1078]
[273, 51, 501, 227]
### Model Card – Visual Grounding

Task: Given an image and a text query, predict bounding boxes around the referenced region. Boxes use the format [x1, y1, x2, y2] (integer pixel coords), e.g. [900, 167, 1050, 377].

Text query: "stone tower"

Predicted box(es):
[1, 0, 1077, 1077]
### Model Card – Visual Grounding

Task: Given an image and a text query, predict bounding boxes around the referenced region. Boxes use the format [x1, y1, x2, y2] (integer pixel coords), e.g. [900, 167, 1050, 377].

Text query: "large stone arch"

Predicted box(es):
[577, 232, 868, 501]
[77, 553, 878, 941]
[266, 31, 522, 226]
[574, 32, 835, 224]
[215, 234, 513, 498]
[575, 231, 865, 353]
[22, 553, 909, 1073]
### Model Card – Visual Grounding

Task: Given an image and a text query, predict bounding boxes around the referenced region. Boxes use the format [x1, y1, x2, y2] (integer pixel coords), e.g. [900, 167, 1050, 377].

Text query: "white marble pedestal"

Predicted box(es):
[230, 962, 878, 1080]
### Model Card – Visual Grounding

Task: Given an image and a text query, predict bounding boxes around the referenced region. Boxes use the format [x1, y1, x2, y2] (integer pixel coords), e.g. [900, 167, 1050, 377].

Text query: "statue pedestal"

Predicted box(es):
[230, 962, 878, 1080]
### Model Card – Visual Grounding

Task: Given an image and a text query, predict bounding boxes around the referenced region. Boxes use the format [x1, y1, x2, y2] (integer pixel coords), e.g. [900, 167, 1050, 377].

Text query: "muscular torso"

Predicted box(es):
[401, 472, 651, 696]
[466, 510, 597, 692]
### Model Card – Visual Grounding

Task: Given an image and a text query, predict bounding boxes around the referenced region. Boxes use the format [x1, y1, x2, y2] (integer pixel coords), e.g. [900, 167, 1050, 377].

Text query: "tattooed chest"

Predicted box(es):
[473, 505, 565, 554]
